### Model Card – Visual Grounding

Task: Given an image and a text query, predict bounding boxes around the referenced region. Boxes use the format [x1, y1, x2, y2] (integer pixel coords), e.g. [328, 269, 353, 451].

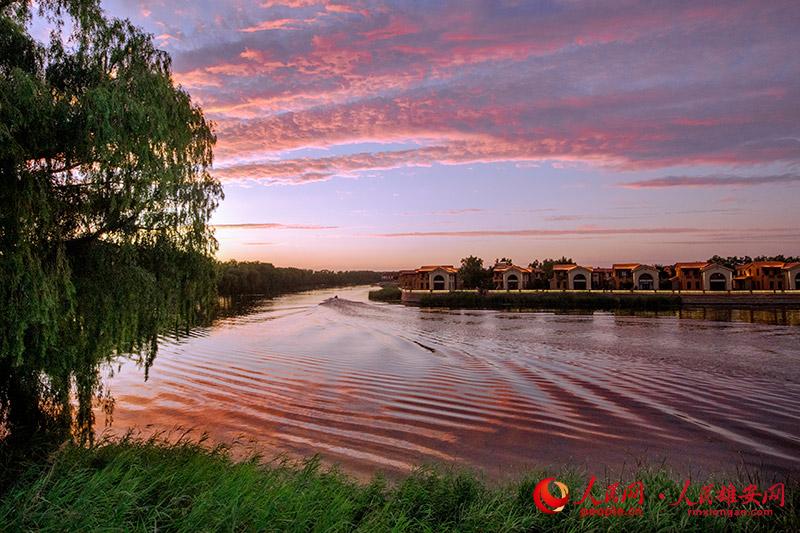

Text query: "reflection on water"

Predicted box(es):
[99, 286, 800, 479]
[677, 307, 800, 326]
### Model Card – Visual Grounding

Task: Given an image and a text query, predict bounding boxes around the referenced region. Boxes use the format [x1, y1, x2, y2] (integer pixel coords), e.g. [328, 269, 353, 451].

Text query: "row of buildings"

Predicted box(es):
[398, 261, 800, 292]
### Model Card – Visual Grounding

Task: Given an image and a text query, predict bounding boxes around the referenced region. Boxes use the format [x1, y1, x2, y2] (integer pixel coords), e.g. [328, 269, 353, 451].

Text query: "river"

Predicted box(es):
[98, 286, 800, 480]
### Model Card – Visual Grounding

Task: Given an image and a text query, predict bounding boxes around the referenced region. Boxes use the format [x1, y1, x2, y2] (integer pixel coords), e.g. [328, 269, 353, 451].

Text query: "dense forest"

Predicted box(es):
[217, 261, 382, 295]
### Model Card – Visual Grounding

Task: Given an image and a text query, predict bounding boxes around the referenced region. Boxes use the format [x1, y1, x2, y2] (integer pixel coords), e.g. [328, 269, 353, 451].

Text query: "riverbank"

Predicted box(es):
[411, 291, 683, 310]
[402, 290, 800, 310]
[1, 439, 795, 532]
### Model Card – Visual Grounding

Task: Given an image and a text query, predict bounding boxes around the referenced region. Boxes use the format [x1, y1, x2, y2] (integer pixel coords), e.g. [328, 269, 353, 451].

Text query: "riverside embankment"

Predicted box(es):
[401, 289, 800, 309]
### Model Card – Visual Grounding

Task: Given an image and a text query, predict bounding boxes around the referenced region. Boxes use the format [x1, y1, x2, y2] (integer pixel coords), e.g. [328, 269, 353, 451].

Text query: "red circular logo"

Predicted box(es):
[533, 477, 570, 513]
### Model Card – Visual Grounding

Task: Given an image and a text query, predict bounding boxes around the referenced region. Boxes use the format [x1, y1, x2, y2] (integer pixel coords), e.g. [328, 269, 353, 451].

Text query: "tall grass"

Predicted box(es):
[0, 438, 795, 532]
[418, 291, 682, 311]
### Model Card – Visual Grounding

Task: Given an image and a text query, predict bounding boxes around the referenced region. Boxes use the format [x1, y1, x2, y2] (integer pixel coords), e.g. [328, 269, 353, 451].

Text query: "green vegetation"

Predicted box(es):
[459, 255, 492, 289]
[218, 261, 381, 296]
[1, 0, 221, 446]
[530, 256, 575, 275]
[0, 439, 794, 532]
[707, 255, 800, 269]
[458, 255, 575, 289]
[456, 255, 579, 290]
[368, 285, 402, 302]
[418, 292, 682, 311]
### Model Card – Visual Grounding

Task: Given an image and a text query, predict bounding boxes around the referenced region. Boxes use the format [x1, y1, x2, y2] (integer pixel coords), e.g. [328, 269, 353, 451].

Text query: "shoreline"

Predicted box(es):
[400, 290, 800, 310]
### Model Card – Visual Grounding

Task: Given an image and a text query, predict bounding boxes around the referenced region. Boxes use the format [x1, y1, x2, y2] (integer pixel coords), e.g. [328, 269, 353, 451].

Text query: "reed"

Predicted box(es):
[0, 438, 794, 532]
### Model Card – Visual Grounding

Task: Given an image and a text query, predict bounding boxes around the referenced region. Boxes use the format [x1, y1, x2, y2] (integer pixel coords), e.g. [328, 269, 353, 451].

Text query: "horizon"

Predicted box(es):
[100, 0, 799, 270]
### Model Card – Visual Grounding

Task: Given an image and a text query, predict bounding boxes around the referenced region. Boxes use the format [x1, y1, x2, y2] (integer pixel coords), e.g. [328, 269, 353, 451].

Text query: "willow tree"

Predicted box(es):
[0, 1, 223, 445]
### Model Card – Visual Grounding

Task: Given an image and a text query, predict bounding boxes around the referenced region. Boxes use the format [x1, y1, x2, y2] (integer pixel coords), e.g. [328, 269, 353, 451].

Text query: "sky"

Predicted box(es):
[100, 0, 800, 270]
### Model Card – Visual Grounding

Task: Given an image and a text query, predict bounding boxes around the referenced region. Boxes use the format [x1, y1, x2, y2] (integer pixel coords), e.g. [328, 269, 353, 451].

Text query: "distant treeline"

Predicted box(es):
[707, 255, 800, 269]
[218, 261, 381, 295]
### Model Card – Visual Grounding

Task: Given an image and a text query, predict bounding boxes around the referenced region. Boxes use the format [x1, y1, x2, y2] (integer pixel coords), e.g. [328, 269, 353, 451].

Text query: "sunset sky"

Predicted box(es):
[102, 0, 799, 270]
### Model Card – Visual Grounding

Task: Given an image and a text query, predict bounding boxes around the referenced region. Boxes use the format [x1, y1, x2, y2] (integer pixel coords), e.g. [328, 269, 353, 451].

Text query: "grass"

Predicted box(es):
[418, 291, 682, 311]
[0, 437, 795, 532]
[368, 285, 402, 302]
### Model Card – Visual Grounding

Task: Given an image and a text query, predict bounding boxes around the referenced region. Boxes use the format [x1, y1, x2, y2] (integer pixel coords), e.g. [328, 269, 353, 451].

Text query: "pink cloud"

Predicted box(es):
[620, 174, 800, 189]
[260, 0, 323, 8]
[157, 0, 800, 182]
[212, 138, 601, 185]
[239, 18, 312, 33]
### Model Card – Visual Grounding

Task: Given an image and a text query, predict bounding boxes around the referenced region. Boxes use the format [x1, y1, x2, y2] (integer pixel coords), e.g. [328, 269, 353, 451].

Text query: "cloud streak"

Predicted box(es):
[620, 174, 800, 189]
[370, 227, 713, 238]
[213, 223, 338, 230]
[369, 226, 798, 239]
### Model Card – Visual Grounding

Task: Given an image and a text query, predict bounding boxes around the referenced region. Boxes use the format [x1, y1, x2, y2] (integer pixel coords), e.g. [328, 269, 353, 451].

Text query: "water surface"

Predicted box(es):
[100, 286, 800, 479]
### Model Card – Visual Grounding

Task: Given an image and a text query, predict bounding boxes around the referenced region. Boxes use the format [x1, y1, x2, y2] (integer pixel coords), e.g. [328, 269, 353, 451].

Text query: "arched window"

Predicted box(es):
[709, 272, 727, 291]
[507, 274, 519, 290]
[433, 274, 445, 290]
[795, 272, 800, 290]
[572, 273, 587, 290]
[637, 273, 654, 290]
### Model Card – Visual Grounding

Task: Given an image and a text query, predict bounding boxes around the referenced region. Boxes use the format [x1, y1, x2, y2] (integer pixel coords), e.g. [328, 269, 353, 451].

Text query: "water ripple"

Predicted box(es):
[99, 286, 800, 478]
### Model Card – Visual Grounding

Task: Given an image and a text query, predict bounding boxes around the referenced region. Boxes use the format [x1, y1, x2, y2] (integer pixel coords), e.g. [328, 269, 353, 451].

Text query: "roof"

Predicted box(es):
[701, 263, 733, 272]
[552, 264, 589, 272]
[417, 265, 458, 273]
[493, 264, 532, 273]
[783, 262, 800, 270]
[739, 261, 786, 269]
[551, 264, 579, 271]
[674, 262, 708, 270]
[592, 267, 613, 273]
[612, 263, 657, 272]
[612, 263, 641, 270]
